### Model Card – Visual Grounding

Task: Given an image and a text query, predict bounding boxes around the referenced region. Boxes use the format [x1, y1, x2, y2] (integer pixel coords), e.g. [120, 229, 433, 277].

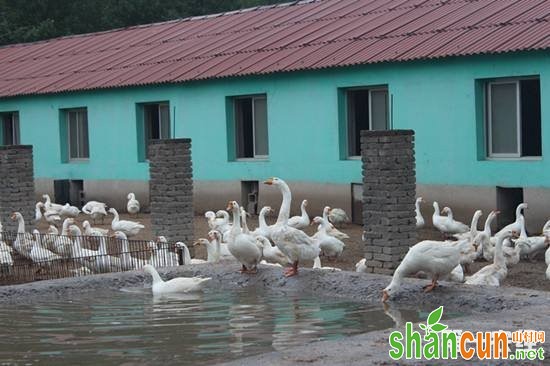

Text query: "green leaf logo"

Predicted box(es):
[423, 306, 447, 335]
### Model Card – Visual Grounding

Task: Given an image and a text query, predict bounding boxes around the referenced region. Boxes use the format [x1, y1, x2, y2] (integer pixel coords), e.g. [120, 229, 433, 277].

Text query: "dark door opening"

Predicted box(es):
[241, 181, 259, 215]
[496, 187, 524, 230]
[54, 179, 84, 207]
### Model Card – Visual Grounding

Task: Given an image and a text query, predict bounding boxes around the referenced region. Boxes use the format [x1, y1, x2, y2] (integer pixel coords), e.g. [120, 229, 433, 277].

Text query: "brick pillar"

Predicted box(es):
[0, 145, 35, 232]
[148, 139, 193, 244]
[361, 130, 416, 274]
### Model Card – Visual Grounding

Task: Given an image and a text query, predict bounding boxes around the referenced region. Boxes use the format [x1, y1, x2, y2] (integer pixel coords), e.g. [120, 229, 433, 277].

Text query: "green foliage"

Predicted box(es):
[0, 0, 289, 46]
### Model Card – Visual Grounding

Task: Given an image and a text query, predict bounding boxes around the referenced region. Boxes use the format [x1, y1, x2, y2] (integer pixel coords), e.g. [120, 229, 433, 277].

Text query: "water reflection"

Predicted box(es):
[0, 289, 423, 365]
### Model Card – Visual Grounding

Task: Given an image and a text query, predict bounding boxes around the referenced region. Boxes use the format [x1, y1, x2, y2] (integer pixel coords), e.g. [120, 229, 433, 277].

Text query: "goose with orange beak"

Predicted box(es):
[263, 177, 320, 277]
[226, 200, 263, 274]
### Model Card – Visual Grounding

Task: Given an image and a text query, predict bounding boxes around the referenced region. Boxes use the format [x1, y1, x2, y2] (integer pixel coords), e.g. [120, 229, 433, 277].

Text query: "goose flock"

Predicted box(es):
[1, 181, 549, 301]
[382, 199, 550, 302]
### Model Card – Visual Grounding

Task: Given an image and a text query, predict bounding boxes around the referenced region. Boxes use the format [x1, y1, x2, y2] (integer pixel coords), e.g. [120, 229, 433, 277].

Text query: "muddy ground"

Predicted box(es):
[33, 212, 550, 293]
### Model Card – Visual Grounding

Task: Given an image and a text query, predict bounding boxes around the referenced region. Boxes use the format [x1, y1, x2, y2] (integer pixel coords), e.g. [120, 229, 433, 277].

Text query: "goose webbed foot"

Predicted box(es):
[423, 277, 438, 293]
[283, 262, 299, 277]
[239, 264, 248, 273]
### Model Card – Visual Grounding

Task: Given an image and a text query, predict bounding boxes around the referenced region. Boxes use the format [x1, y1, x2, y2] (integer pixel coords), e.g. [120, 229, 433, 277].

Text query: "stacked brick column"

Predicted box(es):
[0, 145, 35, 232]
[361, 130, 416, 274]
[148, 139, 193, 244]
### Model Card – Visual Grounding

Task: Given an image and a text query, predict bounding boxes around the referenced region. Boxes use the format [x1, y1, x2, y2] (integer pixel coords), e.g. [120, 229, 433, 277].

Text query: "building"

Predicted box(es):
[0, 0, 548, 231]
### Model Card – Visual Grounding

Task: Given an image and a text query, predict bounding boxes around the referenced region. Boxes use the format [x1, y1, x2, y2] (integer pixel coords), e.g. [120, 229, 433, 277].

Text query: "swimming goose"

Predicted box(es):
[126, 193, 140, 216]
[226, 201, 263, 274]
[143, 264, 211, 295]
[11, 212, 33, 259]
[495, 203, 528, 237]
[175, 242, 207, 264]
[287, 200, 310, 229]
[264, 177, 320, 277]
[82, 220, 109, 236]
[415, 197, 425, 229]
[382, 238, 475, 302]
[255, 235, 291, 267]
[311, 216, 345, 259]
[328, 208, 349, 227]
[82, 201, 108, 224]
[465, 231, 516, 286]
[60, 203, 80, 218]
[109, 208, 144, 237]
[313, 256, 341, 271]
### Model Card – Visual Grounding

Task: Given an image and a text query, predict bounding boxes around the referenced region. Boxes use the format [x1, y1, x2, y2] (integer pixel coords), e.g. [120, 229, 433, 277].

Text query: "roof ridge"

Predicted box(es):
[0, 0, 321, 50]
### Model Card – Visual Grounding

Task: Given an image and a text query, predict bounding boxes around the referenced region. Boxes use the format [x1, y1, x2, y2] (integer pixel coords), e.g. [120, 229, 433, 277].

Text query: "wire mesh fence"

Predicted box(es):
[0, 231, 185, 285]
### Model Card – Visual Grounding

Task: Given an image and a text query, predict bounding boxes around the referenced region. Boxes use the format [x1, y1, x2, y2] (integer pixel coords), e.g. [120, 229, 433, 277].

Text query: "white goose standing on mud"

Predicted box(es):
[109, 208, 144, 237]
[287, 200, 310, 229]
[415, 197, 425, 229]
[127, 193, 140, 217]
[264, 177, 320, 277]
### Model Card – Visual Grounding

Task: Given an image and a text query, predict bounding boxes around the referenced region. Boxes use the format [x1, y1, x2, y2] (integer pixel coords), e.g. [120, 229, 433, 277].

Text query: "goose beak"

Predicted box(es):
[494, 210, 500, 215]
[226, 201, 233, 211]
[382, 289, 389, 303]
[263, 178, 273, 185]
[10, 213, 16, 220]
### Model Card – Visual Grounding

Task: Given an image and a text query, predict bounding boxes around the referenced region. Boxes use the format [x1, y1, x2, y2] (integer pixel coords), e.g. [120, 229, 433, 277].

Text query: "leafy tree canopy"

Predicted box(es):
[0, 0, 289, 46]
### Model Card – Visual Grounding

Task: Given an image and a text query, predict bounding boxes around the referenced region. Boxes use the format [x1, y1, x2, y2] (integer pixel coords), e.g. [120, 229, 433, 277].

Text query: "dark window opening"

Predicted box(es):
[1, 111, 20, 145]
[347, 88, 389, 157]
[520, 79, 541, 157]
[143, 102, 170, 158]
[234, 96, 268, 159]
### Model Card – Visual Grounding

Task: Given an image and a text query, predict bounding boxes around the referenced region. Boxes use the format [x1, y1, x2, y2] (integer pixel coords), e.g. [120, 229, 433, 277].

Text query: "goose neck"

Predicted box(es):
[276, 183, 291, 225]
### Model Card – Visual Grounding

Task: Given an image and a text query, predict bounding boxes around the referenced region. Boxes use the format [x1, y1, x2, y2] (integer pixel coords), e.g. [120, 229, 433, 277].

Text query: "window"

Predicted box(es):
[234, 95, 268, 159]
[66, 108, 89, 160]
[346, 87, 389, 157]
[0, 111, 20, 145]
[486, 78, 541, 158]
[144, 102, 170, 144]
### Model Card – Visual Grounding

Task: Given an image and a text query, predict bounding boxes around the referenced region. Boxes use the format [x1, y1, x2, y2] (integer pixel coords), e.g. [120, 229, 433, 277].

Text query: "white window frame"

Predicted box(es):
[66, 109, 89, 161]
[486, 80, 521, 159]
[346, 86, 389, 159]
[235, 95, 269, 161]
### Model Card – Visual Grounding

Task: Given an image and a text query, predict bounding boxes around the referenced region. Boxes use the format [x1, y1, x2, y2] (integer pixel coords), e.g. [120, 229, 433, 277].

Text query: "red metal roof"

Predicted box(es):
[0, 0, 548, 98]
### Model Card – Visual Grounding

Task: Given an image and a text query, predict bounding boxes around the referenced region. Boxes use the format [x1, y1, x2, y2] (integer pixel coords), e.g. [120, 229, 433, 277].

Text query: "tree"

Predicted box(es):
[0, 0, 289, 46]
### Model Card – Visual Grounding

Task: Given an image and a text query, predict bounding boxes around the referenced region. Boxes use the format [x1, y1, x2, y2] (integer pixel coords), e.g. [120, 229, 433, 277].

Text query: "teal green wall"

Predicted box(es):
[0, 51, 548, 187]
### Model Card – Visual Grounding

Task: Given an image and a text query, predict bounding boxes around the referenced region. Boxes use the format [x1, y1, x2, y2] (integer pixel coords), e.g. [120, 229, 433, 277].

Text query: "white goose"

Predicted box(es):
[382, 238, 475, 302]
[355, 258, 367, 273]
[150, 236, 179, 267]
[82, 220, 109, 236]
[454, 210, 483, 241]
[193, 237, 221, 263]
[315, 206, 349, 240]
[175, 242, 206, 264]
[60, 203, 80, 218]
[52, 218, 74, 258]
[252, 206, 274, 239]
[226, 201, 263, 273]
[0, 238, 14, 269]
[313, 256, 341, 272]
[215, 210, 232, 234]
[11, 212, 33, 259]
[208, 230, 233, 259]
[127, 193, 140, 216]
[328, 208, 349, 227]
[312, 216, 345, 259]
[35, 202, 62, 225]
[94, 233, 122, 273]
[255, 235, 291, 267]
[29, 229, 62, 265]
[545, 244, 550, 280]
[264, 177, 320, 277]
[42, 194, 64, 213]
[287, 200, 310, 229]
[415, 197, 425, 229]
[465, 231, 515, 286]
[82, 200, 108, 224]
[143, 264, 211, 295]
[496, 202, 528, 237]
[514, 215, 548, 260]
[109, 208, 144, 237]
[113, 231, 148, 270]
[441, 206, 469, 235]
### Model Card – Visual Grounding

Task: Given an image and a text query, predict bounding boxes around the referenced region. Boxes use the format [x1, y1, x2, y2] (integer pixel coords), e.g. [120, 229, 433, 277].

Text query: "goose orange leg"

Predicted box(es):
[423, 276, 438, 292]
[284, 261, 299, 277]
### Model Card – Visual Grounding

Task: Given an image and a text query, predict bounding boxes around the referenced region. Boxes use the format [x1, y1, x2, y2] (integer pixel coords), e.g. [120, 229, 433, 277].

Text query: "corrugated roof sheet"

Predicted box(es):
[0, 0, 548, 98]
